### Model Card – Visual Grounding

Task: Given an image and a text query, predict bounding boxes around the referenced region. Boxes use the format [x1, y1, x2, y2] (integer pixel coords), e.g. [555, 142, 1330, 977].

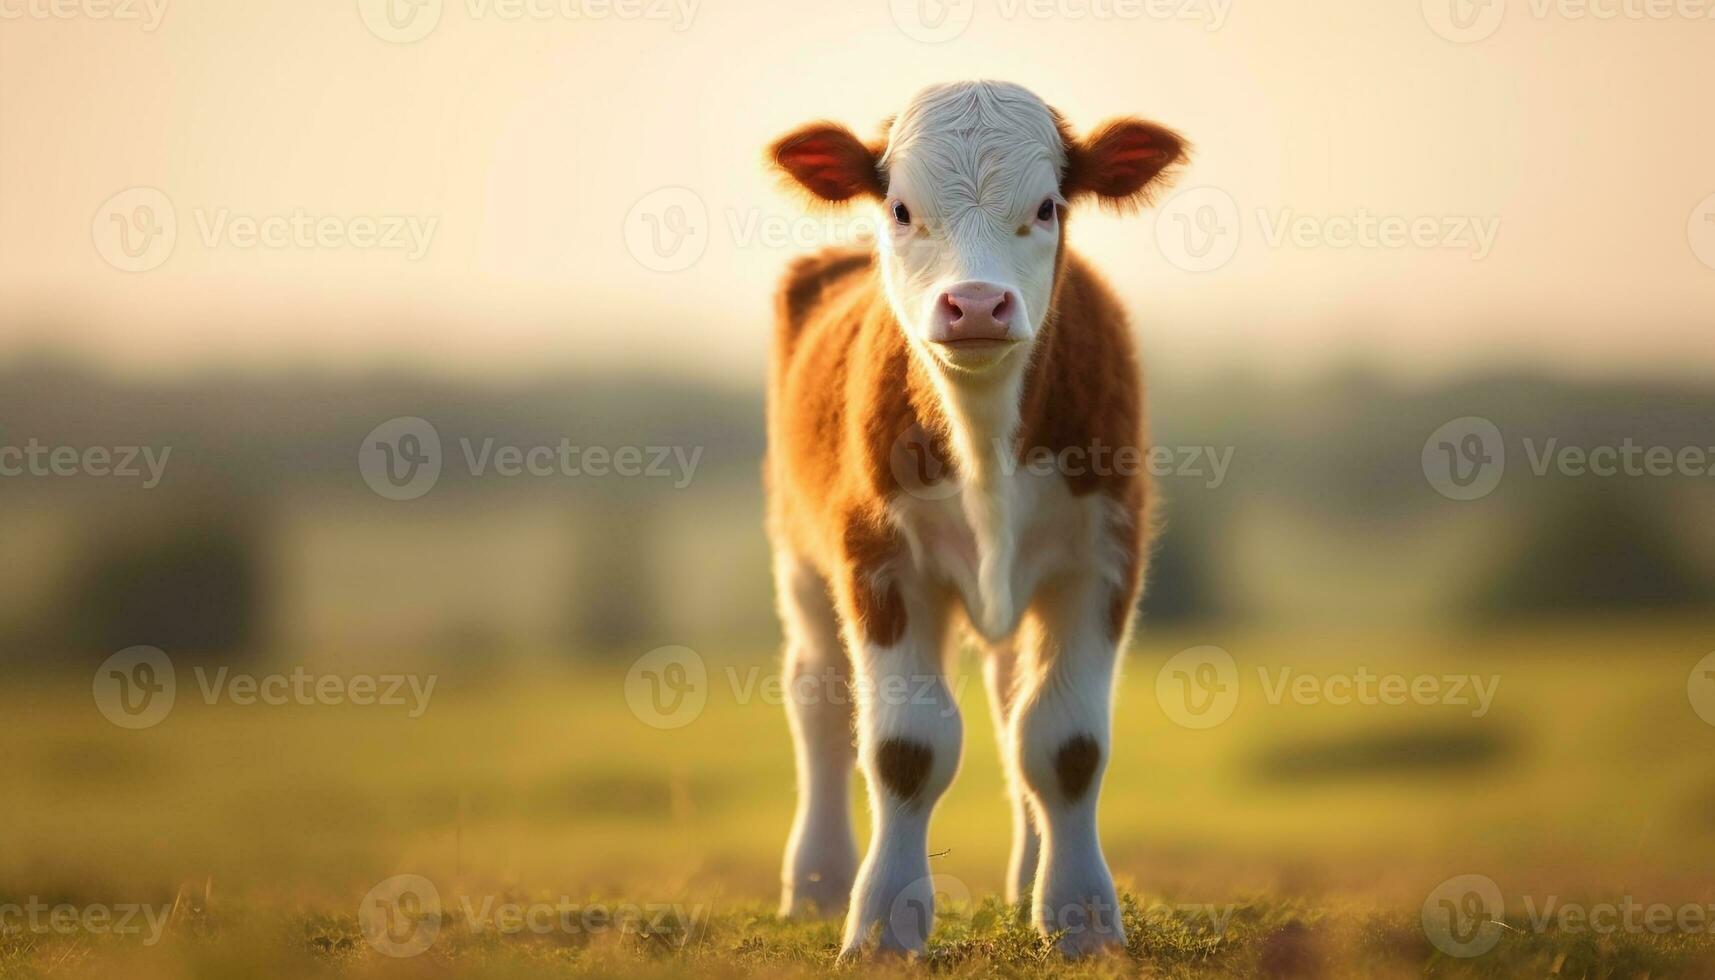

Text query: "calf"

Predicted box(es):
[764, 80, 1185, 957]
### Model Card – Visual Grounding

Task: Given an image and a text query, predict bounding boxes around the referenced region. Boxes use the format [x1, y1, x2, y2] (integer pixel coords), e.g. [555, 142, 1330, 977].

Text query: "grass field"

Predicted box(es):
[6, 619, 1715, 978]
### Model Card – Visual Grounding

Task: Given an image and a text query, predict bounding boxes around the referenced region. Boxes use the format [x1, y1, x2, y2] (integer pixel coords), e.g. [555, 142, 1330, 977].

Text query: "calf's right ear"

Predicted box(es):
[768, 123, 885, 206]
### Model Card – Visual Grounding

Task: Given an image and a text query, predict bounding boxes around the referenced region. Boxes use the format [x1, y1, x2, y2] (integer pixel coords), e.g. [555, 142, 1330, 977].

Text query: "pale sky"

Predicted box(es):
[2, 0, 1712, 384]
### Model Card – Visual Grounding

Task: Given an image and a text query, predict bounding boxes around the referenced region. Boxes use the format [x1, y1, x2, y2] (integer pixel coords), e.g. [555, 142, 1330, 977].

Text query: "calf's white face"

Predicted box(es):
[877, 83, 1068, 374]
[770, 79, 1187, 377]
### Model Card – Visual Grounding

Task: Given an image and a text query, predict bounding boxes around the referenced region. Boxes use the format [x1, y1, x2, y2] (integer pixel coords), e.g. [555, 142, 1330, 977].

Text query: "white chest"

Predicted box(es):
[890, 468, 1113, 641]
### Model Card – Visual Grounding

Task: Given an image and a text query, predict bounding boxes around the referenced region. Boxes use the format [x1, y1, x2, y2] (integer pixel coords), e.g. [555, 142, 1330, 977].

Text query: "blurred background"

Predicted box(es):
[2, 0, 1714, 970]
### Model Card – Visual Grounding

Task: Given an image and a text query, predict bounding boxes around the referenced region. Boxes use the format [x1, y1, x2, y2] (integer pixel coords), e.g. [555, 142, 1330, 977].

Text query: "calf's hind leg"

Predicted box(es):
[776, 555, 858, 918]
[982, 643, 1041, 907]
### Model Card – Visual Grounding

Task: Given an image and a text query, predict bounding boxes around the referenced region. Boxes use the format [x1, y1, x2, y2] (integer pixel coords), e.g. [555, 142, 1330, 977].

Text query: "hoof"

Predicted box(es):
[779, 878, 852, 920]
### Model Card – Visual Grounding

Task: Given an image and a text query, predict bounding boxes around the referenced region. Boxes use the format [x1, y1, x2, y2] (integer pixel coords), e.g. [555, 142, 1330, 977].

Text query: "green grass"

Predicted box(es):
[7, 890, 1715, 979]
[6, 619, 1715, 977]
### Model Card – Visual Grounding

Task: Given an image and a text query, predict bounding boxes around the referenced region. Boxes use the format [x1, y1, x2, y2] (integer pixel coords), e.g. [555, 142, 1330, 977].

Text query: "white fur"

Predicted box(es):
[776, 554, 859, 917]
[878, 82, 1066, 361]
[780, 82, 1137, 959]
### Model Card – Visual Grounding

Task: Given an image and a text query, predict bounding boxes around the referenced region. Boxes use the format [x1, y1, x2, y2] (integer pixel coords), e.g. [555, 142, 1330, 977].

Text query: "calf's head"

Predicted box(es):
[771, 81, 1185, 375]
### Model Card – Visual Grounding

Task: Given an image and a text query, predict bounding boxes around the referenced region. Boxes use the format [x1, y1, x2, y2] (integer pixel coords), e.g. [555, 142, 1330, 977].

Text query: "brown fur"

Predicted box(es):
[766, 101, 1174, 650]
[875, 738, 934, 803]
[766, 244, 1151, 646]
[1053, 734, 1102, 802]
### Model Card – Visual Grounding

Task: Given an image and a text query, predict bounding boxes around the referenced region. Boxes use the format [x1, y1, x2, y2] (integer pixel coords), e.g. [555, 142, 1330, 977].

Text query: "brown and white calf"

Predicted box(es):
[764, 80, 1185, 957]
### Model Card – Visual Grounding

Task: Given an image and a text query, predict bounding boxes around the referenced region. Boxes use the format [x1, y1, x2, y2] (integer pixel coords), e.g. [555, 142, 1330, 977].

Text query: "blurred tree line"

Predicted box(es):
[1, 358, 1710, 665]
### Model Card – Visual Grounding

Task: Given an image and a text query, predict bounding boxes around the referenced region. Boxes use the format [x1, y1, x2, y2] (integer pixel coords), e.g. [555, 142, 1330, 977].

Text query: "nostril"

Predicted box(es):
[940, 293, 964, 321]
[992, 292, 1012, 322]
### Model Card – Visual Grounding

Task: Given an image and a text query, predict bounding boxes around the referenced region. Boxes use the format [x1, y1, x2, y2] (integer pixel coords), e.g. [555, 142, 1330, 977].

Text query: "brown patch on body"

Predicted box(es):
[875, 738, 934, 803]
[842, 518, 908, 647]
[1054, 734, 1102, 802]
[765, 100, 1180, 658]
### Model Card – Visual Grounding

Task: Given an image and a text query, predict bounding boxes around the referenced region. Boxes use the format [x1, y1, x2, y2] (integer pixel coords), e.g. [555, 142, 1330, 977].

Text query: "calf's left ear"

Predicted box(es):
[1063, 118, 1187, 208]
[768, 122, 886, 206]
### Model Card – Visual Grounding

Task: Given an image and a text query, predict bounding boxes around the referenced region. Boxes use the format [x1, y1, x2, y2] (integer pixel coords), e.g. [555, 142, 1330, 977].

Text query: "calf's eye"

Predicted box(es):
[1036, 198, 1056, 222]
[892, 202, 911, 225]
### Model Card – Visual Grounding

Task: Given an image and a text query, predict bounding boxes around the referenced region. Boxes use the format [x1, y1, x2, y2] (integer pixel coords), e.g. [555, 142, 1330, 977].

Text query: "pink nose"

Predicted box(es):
[932, 282, 1017, 345]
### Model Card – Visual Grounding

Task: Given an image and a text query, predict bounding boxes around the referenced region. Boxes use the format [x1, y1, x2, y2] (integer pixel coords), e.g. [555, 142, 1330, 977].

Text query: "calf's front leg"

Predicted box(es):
[1009, 576, 1129, 956]
[837, 575, 961, 958]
